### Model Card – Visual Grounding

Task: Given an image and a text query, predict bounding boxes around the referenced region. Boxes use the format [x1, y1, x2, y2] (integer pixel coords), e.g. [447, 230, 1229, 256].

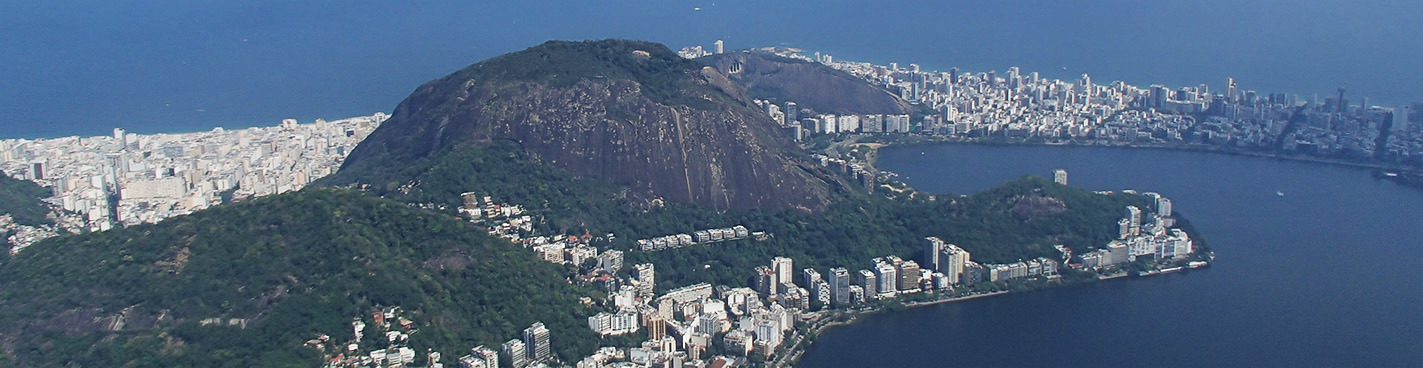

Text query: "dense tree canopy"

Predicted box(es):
[0, 189, 598, 366]
[0, 170, 53, 226]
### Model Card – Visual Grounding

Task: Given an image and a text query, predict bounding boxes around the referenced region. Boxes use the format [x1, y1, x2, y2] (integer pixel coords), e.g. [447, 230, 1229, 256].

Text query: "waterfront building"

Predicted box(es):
[1108, 240, 1129, 265]
[898, 261, 922, 291]
[939, 243, 970, 285]
[874, 262, 898, 295]
[813, 281, 831, 308]
[1054, 169, 1068, 185]
[857, 269, 878, 297]
[828, 267, 852, 307]
[924, 237, 944, 270]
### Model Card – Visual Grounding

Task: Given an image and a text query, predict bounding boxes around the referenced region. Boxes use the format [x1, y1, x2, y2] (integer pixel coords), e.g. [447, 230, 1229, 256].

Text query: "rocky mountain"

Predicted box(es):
[697, 52, 923, 116]
[334, 40, 836, 213]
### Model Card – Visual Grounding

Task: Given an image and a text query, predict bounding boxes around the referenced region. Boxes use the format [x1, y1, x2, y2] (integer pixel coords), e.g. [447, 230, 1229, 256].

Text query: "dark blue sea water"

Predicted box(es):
[796, 144, 1423, 367]
[3, 1, 1422, 139]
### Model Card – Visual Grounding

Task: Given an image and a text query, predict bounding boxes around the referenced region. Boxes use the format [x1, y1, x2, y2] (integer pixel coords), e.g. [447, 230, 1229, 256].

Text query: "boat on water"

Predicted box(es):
[1276, 190, 1285, 197]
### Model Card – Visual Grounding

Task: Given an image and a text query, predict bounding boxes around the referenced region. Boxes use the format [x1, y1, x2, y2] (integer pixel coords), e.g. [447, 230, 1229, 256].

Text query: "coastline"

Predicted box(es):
[778, 290, 1012, 367]
[781, 138, 1226, 367]
[781, 266, 1210, 367]
[854, 135, 1419, 176]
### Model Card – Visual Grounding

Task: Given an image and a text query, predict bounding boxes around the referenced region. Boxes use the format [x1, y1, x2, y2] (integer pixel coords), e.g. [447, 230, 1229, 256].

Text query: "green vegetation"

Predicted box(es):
[325, 141, 1152, 291]
[0, 188, 598, 367]
[0, 40, 1202, 367]
[624, 176, 1151, 289]
[0, 170, 53, 226]
[448, 39, 735, 110]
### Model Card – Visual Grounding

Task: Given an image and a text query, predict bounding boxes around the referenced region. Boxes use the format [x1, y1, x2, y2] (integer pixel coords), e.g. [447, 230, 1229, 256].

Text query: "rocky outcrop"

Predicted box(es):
[698, 52, 920, 115]
[340, 40, 834, 212]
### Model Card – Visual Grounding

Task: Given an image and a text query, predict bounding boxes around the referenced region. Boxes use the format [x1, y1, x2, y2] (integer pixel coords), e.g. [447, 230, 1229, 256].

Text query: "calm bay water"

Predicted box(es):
[797, 144, 1423, 367]
[4, 1, 1422, 139]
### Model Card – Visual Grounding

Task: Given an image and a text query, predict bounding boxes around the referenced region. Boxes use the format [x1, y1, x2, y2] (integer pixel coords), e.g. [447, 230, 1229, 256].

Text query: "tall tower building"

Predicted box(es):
[1396, 106, 1411, 132]
[923, 237, 944, 270]
[939, 244, 969, 285]
[771, 257, 793, 292]
[713, 40, 724, 54]
[754, 266, 776, 295]
[1337, 88, 1347, 113]
[898, 261, 921, 291]
[874, 262, 897, 295]
[857, 269, 878, 297]
[1156, 197, 1173, 217]
[1053, 169, 1068, 185]
[633, 263, 655, 296]
[1127, 206, 1143, 236]
[828, 267, 851, 307]
[1226, 77, 1237, 103]
[802, 268, 822, 288]
[523, 322, 551, 361]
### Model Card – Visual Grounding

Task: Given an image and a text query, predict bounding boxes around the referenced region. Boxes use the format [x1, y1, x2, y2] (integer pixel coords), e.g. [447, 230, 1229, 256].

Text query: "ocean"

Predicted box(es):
[797, 144, 1423, 367]
[3, 0, 1422, 139]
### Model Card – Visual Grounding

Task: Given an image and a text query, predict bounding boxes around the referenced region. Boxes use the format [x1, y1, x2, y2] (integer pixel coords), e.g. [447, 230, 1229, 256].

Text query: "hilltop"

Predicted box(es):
[332, 40, 837, 213]
[0, 40, 1201, 367]
[0, 189, 597, 366]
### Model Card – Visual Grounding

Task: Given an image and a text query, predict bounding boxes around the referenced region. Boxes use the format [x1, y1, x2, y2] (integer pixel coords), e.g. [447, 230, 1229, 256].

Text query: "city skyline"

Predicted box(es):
[5, 2, 1421, 139]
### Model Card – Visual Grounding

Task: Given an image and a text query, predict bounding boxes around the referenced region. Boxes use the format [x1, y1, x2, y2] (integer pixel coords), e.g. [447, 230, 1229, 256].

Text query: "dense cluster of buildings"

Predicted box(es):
[0, 213, 80, 254]
[447, 144, 1200, 367]
[314, 306, 554, 368]
[719, 45, 1423, 168]
[0, 113, 386, 253]
[636, 225, 752, 252]
[1078, 193, 1195, 269]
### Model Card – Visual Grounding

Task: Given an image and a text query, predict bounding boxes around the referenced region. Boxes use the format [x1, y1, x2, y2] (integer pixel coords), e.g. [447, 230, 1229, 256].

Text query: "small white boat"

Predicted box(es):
[1276, 191, 1285, 197]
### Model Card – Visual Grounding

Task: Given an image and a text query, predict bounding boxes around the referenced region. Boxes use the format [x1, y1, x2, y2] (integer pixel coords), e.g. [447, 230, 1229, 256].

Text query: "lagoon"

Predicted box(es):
[797, 144, 1423, 367]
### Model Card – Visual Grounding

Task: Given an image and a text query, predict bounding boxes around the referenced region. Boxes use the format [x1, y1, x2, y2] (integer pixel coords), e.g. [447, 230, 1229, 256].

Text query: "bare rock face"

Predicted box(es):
[341, 40, 833, 212]
[698, 52, 921, 115]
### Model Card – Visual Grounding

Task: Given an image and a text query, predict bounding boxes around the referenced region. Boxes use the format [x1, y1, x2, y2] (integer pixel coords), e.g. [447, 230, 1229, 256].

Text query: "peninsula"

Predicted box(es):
[0, 40, 1211, 368]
